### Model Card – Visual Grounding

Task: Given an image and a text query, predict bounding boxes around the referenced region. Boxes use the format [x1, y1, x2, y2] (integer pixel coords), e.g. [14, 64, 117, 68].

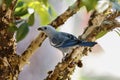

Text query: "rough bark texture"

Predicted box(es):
[0, 0, 119, 80]
[0, 0, 20, 80]
[20, 0, 82, 69]
[18, 0, 120, 80]
[45, 10, 120, 80]
[19, 32, 47, 69]
[49, 0, 81, 27]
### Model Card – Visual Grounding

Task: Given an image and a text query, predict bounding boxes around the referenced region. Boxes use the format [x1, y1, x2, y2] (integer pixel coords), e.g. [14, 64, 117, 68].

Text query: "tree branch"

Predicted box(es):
[1, 0, 18, 25]
[0, 0, 20, 79]
[45, 47, 84, 80]
[19, 0, 120, 79]
[19, 32, 47, 69]
[19, 0, 82, 69]
[45, 10, 120, 80]
[81, 11, 120, 41]
[49, 0, 81, 27]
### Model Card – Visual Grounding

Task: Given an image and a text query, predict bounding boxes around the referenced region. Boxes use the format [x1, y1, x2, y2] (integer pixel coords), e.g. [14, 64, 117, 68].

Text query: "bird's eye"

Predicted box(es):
[44, 27, 47, 30]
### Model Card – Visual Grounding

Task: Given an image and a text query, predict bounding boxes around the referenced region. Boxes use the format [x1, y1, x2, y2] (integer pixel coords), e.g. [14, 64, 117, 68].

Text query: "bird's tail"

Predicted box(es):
[79, 41, 97, 47]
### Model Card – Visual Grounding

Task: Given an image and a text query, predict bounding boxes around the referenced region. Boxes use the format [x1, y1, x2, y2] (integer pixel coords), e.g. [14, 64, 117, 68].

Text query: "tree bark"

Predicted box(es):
[20, 0, 82, 69]
[45, 10, 120, 80]
[0, 0, 20, 80]
[0, 0, 120, 80]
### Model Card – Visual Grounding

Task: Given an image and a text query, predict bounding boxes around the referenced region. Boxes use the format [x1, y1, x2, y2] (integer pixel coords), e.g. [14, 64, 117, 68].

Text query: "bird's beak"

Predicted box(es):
[38, 27, 43, 31]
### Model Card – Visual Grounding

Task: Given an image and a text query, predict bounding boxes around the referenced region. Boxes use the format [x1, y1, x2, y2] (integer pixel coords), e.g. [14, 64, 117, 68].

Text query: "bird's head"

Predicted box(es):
[38, 25, 56, 36]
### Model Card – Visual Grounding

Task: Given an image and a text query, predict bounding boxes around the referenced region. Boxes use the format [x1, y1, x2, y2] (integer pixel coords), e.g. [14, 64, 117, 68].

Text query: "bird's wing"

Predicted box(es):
[50, 32, 97, 48]
[55, 32, 79, 48]
[50, 36, 63, 47]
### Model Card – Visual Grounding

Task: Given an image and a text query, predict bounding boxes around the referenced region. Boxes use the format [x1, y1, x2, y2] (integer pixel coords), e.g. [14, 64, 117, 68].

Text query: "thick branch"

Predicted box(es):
[1, 0, 17, 25]
[45, 47, 84, 80]
[81, 11, 120, 40]
[45, 10, 120, 80]
[0, 0, 20, 79]
[49, 0, 81, 27]
[19, 0, 120, 79]
[19, 0, 82, 69]
[19, 32, 47, 69]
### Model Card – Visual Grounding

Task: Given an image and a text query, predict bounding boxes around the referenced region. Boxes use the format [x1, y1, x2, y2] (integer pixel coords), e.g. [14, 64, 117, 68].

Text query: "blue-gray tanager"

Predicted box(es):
[38, 25, 97, 55]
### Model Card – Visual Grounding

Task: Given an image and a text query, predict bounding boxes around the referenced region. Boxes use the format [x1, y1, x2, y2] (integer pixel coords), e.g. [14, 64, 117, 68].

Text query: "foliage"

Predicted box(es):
[12, 0, 57, 42]
[28, 13, 35, 26]
[8, 23, 18, 32]
[16, 22, 29, 42]
[5, 0, 12, 7]
[81, 0, 98, 11]
[80, 0, 120, 39]
[6, 0, 120, 41]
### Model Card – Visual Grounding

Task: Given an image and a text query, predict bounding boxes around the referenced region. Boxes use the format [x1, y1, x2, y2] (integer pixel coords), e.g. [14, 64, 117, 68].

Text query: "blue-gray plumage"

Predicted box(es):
[38, 25, 97, 55]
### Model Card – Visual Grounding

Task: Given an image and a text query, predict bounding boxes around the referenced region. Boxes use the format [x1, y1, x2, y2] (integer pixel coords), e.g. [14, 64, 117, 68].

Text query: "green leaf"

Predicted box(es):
[6, 0, 12, 7]
[81, 0, 98, 11]
[8, 23, 18, 32]
[15, 1, 24, 8]
[38, 0, 48, 5]
[28, 1, 50, 25]
[96, 30, 108, 39]
[48, 6, 57, 19]
[14, 5, 28, 17]
[48, 6, 52, 16]
[42, 0, 48, 6]
[16, 22, 29, 42]
[28, 13, 35, 26]
[15, 19, 23, 24]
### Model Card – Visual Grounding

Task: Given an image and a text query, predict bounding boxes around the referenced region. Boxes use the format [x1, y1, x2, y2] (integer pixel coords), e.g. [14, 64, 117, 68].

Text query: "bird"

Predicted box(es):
[38, 25, 97, 56]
